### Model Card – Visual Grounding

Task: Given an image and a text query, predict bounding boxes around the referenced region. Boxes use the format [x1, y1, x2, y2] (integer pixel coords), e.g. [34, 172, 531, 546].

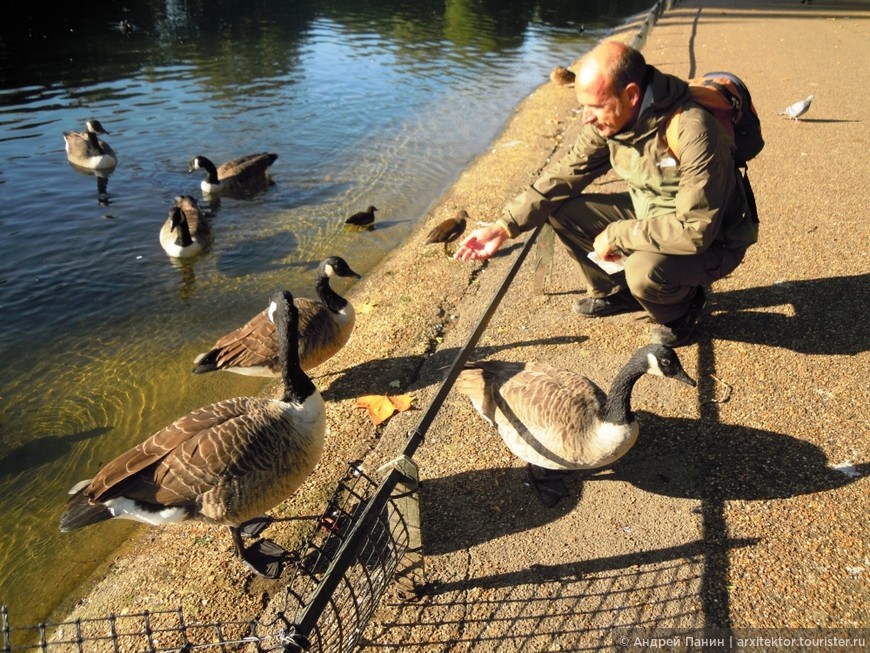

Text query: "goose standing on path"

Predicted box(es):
[159, 195, 213, 258]
[189, 152, 278, 197]
[60, 290, 326, 578]
[193, 256, 361, 376]
[63, 119, 117, 171]
[454, 344, 696, 505]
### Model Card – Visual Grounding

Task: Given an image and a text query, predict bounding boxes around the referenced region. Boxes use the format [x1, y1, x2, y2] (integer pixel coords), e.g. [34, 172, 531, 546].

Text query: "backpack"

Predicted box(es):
[665, 71, 762, 222]
[665, 71, 764, 167]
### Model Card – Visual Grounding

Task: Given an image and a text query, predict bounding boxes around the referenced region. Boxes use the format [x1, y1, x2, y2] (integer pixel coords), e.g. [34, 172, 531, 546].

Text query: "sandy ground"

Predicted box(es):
[32, 1, 867, 651]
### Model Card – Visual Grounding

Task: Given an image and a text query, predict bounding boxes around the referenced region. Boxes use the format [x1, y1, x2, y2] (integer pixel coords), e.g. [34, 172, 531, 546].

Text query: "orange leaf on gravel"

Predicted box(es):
[355, 394, 414, 425]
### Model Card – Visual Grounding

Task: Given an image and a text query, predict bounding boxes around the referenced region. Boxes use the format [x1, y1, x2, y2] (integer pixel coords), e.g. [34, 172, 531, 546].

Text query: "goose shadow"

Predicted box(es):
[0, 427, 112, 478]
[417, 413, 866, 555]
[215, 230, 300, 277]
[67, 162, 114, 206]
[705, 273, 870, 355]
[593, 412, 868, 502]
[419, 465, 583, 556]
[318, 335, 587, 402]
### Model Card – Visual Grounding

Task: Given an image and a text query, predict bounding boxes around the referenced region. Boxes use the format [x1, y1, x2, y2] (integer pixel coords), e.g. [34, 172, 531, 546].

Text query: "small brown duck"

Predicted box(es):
[425, 209, 468, 255]
[549, 65, 576, 86]
[345, 205, 378, 228]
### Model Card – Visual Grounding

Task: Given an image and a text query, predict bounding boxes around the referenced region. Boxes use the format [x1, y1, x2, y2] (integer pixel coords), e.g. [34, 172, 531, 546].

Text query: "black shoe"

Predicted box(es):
[573, 290, 642, 318]
[650, 287, 708, 347]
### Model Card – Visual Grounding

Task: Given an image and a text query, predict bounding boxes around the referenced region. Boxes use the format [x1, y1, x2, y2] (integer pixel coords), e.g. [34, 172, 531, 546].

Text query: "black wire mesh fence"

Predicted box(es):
[1, 460, 420, 653]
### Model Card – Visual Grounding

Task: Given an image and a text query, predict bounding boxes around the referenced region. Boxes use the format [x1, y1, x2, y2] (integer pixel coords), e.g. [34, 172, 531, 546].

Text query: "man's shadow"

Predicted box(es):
[705, 273, 869, 354]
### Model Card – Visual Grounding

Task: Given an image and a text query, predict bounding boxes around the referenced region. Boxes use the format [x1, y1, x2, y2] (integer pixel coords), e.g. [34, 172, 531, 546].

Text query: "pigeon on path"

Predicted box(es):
[779, 95, 814, 121]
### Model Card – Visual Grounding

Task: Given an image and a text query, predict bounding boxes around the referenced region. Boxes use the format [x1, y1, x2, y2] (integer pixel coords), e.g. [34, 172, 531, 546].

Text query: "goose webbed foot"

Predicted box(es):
[238, 514, 273, 538]
[523, 464, 569, 507]
[230, 525, 288, 579]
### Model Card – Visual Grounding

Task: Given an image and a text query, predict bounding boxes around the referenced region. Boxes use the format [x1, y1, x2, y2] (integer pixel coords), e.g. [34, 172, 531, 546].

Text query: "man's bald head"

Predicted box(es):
[574, 41, 647, 136]
[577, 40, 647, 95]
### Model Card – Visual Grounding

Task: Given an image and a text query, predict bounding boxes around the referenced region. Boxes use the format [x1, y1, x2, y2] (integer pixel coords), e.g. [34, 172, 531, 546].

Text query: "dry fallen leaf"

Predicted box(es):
[355, 394, 414, 425]
[356, 302, 377, 314]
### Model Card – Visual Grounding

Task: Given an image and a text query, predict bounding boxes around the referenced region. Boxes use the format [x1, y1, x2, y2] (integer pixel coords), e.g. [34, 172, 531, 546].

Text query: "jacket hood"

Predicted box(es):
[611, 67, 689, 144]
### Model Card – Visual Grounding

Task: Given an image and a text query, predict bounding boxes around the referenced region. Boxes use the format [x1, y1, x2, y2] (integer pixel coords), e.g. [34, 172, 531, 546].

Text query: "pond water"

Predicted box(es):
[0, 0, 653, 626]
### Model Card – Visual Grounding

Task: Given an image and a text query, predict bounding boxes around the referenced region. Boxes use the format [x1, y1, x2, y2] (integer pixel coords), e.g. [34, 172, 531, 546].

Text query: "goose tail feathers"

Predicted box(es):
[191, 349, 219, 374]
[60, 485, 112, 533]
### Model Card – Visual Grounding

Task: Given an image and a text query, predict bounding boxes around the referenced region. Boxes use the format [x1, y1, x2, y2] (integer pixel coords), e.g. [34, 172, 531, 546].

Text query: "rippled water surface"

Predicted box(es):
[0, 0, 653, 625]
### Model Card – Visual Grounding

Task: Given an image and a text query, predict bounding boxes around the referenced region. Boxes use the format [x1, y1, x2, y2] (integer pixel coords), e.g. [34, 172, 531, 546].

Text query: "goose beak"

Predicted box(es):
[674, 369, 696, 387]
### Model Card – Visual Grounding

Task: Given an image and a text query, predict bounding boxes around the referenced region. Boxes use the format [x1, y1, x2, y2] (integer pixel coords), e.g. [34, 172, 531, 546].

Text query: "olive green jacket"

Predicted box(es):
[497, 67, 758, 255]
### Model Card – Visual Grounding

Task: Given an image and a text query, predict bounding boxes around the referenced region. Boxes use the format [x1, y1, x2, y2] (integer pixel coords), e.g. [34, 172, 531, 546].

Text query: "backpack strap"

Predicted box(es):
[665, 107, 682, 161]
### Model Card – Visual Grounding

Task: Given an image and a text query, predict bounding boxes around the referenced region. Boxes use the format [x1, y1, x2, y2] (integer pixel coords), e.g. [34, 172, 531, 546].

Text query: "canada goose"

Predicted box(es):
[159, 195, 213, 258]
[345, 205, 377, 228]
[454, 344, 696, 505]
[60, 290, 326, 578]
[425, 209, 468, 255]
[188, 153, 278, 196]
[193, 256, 361, 377]
[549, 65, 576, 86]
[63, 119, 117, 171]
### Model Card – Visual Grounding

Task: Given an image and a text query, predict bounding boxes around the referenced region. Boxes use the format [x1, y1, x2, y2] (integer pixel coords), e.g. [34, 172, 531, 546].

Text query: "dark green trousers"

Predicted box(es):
[548, 193, 746, 324]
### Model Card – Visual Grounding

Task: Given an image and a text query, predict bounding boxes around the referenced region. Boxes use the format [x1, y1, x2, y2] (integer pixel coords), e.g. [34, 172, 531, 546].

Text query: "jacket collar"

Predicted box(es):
[611, 66, 690, 144]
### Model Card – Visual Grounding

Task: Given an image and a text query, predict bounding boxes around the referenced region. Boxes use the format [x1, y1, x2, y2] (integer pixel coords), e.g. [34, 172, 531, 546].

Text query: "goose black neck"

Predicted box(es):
[174, 214, 194, 247]
[315, 271, 346, 313]
[200, 157, 220, 183]
[274, 293, 316, 403]
[603, 356, 649, 425]
[87, 131, 107, 154]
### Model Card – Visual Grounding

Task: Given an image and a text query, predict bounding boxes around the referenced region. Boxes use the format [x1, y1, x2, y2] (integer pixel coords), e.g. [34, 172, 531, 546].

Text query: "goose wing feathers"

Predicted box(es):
[457, 361, 610, 469]
[217, 152, 278, 181]
[80, 397, 320, 525]
[194, 309, 278, 374]
[483, 362, 606, 436]
[193, 296, 354, 374]
[295, 296, 352, 370]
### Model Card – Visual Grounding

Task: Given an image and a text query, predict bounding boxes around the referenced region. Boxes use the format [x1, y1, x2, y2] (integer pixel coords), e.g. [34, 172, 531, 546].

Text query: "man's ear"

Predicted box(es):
[624, 82, 642, 107]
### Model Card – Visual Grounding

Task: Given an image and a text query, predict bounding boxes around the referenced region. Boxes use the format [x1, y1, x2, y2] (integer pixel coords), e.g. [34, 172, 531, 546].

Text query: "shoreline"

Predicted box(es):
[31, 0, 869, 648]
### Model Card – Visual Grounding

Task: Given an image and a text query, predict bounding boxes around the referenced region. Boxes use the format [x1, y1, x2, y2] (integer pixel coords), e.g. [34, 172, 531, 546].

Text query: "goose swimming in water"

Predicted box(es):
[188, 152, 277, 196]
[60, 290, 326, 578]
[193, 256, 361, 376]
[454, 344, 695, 505]
[159, 195, 213, 258]
[63, 119, 117, 171]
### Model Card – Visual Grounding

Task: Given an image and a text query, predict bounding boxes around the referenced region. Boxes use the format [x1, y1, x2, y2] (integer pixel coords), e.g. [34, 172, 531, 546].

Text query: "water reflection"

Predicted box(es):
[0, 0, 655, 629]
[67, 163, 114, 206]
